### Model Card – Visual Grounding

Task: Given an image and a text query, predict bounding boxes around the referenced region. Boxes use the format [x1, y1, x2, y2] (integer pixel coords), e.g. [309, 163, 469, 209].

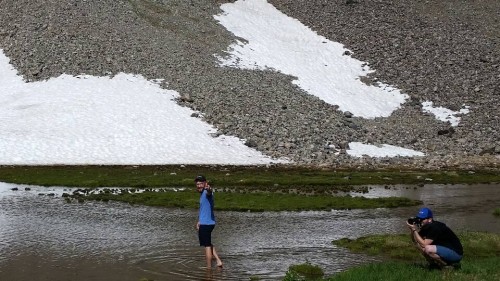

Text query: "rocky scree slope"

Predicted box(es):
[0, 0, 498, 170]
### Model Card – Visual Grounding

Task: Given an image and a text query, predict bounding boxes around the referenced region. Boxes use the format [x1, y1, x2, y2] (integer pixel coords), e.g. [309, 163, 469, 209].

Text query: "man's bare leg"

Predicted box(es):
[204, 246, 213, 268]
[212, 246, 223, 267]
[426, 252, 448, 268]
[423, 245, 448, 268]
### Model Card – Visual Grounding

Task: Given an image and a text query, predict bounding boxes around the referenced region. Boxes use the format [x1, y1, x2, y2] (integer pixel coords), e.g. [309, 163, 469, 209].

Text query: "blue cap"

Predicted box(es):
[417, 207, 433, 219]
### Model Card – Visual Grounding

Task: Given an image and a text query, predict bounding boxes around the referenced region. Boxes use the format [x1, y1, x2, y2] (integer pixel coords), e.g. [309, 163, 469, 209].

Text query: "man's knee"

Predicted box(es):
[424, 245, 437, 255]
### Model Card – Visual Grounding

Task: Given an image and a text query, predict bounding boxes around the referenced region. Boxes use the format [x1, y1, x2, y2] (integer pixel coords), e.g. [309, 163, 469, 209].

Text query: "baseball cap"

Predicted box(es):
[194, 175, 206, 182]
[416, 207, 433, 219]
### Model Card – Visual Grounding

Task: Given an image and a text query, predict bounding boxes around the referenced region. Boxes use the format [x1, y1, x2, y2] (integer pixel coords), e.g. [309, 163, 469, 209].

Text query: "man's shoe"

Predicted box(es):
[428, 263, 441, 270]
[442, 263, 461, 270]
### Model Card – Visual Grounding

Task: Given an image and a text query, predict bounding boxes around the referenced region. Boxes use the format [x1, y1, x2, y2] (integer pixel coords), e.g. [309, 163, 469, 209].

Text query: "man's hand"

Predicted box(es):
[406, 221, 417, 232]
[196, 221, 200, 230]
[205, 184, 213, 196]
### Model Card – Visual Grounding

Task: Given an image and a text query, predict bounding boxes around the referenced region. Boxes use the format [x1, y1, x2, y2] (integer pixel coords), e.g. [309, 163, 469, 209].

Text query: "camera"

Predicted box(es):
[407, 217, 421, 225]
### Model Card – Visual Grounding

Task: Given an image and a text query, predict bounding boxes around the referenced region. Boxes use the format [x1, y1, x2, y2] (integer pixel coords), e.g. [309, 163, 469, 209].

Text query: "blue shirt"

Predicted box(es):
[199, 189, 215, 225]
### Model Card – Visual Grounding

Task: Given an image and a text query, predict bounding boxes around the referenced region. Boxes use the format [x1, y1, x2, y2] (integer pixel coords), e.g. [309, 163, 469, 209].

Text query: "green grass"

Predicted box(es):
[285, 263, 324, 281]
[333, 233, 420, 260]
[0, 165, 499, 188]
[494, 208, 500, 217]
[332, 231, 500, 260]
[324, 258, 500, 281]
[74, 189, 421, 211]
[284, 232, 500, 281]
[1, 165, 496, 211]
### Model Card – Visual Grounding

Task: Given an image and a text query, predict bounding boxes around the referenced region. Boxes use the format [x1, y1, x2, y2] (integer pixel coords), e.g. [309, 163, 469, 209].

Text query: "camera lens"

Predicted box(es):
[407, 217, 416, 224]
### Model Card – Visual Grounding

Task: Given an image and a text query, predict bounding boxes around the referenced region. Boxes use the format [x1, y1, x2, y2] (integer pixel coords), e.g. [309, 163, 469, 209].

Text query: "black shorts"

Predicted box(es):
[198, 224, 215, 247]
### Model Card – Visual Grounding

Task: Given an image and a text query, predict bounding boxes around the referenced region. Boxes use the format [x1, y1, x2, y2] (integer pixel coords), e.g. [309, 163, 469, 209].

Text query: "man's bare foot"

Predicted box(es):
[216, 262, 223, 268]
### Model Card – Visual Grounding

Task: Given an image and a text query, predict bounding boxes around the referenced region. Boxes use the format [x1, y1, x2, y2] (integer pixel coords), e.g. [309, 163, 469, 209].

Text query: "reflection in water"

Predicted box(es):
[0, 182, 499, 280]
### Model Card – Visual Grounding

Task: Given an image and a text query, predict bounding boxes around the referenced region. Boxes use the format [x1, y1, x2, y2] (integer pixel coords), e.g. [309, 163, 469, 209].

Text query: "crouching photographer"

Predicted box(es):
[407, 207, 463, 269]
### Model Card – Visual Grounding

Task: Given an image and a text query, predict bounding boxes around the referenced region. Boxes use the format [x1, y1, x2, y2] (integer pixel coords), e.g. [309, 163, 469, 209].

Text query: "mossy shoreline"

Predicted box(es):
[1, 165, 499, 188]
[65, 188, 422, 211]
[2, 165, 498, 212]
[283, 231, 500, 281]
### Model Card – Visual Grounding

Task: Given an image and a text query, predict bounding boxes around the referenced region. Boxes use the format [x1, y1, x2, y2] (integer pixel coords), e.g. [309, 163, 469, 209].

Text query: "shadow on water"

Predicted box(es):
[0, 182, 498, 280]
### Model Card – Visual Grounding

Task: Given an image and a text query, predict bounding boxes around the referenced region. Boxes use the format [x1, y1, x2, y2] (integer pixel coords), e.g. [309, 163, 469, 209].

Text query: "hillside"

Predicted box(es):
[0, 0, 498, 170]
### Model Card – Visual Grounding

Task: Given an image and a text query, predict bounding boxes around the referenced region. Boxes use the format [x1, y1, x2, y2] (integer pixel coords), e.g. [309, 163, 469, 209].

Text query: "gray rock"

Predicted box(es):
[0, 0, 498, 170]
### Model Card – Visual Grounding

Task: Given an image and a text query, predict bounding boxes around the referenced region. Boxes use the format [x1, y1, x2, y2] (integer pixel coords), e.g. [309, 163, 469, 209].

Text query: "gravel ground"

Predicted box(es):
[0, 0, 498, 170]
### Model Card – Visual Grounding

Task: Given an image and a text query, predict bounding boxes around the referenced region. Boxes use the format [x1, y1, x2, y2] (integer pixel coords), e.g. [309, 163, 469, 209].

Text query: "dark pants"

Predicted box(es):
[198, 224, 215, 247]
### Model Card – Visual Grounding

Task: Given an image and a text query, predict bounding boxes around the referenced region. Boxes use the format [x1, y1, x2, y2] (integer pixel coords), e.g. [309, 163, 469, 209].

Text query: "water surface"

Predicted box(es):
[0, 182, 498, 280]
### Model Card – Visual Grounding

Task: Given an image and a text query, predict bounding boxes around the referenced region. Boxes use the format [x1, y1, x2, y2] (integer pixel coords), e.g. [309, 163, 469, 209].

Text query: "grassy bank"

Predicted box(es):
[318, 258, 499, 281]
[71, 188, 421, 211]
[332, 231, 500, 260]
[282, 231, 500, 281]
[1, 165, 499, 188]
[2, 165, 497, 211]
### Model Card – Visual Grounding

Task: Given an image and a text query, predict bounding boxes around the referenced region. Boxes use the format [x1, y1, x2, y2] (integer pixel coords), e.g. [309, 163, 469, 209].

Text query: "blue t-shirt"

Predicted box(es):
[199, 189, 215, 225]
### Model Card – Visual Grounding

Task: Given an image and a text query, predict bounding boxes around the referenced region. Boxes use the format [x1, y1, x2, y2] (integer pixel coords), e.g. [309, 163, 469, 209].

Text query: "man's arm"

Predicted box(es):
[408, 223, 433, 249]
[410, 228, 433, 249]
[205, 184, 213, 196]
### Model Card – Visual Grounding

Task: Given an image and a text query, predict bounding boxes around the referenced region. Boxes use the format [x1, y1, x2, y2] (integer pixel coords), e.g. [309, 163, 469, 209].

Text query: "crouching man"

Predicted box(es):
[407, 207, 463, 269]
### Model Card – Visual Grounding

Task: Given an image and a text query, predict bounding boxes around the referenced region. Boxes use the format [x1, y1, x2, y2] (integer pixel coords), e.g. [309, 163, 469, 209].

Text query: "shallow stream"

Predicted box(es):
[0, 182, 498, 281]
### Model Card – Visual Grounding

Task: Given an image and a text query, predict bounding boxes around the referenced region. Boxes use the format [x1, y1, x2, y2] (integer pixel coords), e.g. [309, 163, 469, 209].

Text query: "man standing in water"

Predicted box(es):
[195, 175, 223, 268]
